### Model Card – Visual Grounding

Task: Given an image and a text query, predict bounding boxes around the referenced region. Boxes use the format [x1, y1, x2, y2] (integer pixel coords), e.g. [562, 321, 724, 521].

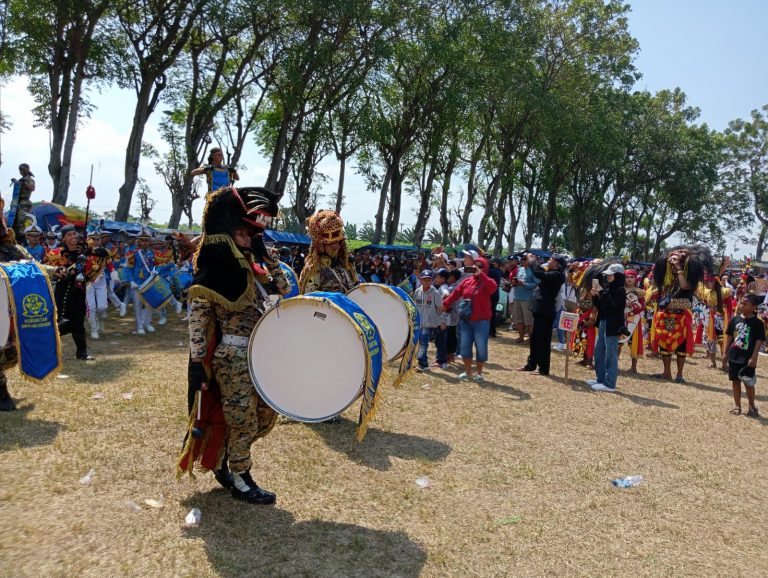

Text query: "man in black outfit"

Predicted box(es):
[487, 258, 504, 337]
[45, 225, 94, 360]
[517, 253, 566, 375]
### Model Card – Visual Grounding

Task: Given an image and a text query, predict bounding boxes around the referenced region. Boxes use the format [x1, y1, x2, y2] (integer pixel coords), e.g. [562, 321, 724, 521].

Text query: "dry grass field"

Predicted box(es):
[1, 313, 767, 578]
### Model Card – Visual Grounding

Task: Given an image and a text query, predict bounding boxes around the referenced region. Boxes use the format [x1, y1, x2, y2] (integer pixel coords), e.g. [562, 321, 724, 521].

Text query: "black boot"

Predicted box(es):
[213, 460, 235, 490]
[231, 471, 276, 505]
[0, 381, 16, 411]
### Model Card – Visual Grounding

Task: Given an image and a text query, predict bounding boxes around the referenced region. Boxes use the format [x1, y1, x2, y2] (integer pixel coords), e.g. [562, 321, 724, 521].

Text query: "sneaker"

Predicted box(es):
[231, 471, 276, 505]
[158, 317, 168, 326]
[175, 301, 183, 315]
[99, 311, 108, 320]
[473, 374, 485, 383]
[91, 331, 100, 340]
[145, 324, 155, 333]
[440, 363, 449, 369]
[586, 379, 600, 386]
[119, 303, 127, 317]
[77, 354, 95, 361]
[458, 373, 471, 381]
[136, 327, 146, 335]
[591, 383, 616, 392]
[552, 343, 565, 351]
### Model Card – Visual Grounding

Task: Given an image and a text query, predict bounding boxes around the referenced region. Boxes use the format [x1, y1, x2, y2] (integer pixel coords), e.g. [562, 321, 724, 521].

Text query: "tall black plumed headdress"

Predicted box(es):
[654, 245, 713, 290]
[191, 186, 282, 311]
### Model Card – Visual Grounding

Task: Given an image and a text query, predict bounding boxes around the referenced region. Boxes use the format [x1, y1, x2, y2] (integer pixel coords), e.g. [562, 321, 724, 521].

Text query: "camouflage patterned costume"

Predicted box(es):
[188, 262, 290, 472]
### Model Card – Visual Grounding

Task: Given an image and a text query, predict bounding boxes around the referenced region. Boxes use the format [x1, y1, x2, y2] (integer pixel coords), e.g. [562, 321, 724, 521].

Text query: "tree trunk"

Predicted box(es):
[266, 113, 291, 191]
[439, 143, 458, 244]
[756, 222, 767, 260]
[385, 162, 403, 245]
[413, 160, 437, 246]
[53, 70, 86, 205]
[373, 164, 394, 244]
[116, 80, 161, 221]
[334, 154, 347, 214]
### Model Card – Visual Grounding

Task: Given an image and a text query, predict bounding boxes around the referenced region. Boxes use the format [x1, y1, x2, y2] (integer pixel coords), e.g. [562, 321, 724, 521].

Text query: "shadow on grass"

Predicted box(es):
[0, 404, 64, 453]
[310, 417, 451, 471]
[676, 379, 768, 403]
[60, 356, 137, 384]
[477, 379, 532, 401]
[551, 376, 680, 409]
[181, 498, 427, 578]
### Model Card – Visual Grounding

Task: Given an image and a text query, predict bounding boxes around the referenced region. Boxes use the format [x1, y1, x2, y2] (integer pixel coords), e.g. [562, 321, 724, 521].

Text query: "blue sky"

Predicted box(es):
[629, 0, 768, 132]
[1, 1, 765, 251]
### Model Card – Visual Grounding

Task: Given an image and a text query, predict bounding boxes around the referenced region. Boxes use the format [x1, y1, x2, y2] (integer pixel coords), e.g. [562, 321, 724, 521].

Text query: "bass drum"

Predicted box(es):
[346, 283, 413, 361]
[248, 294, 376, 422]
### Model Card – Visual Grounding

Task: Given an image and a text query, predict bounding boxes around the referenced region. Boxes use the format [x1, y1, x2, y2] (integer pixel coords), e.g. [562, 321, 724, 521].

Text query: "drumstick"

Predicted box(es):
[191, 390, 204, 439]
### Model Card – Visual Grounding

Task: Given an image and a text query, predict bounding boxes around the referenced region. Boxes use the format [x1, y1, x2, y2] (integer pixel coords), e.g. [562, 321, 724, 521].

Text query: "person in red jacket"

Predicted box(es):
[443, 257, 498, 382]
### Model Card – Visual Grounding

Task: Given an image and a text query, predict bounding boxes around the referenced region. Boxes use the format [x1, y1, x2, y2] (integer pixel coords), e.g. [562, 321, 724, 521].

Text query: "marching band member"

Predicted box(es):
[83, 231, 121, 340]
[44, 225, 94, 360]
[298, 210, 359, 294]
[44, 229, 60, 253]
[23, 225, 46, 262]
[125, 228, 158, 335]
[183, 186, 290, 504]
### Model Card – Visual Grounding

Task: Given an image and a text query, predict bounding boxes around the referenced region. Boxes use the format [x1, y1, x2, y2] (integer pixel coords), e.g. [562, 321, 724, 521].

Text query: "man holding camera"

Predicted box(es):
[190, 147, 239, 193]
[517, 253, 566, 376]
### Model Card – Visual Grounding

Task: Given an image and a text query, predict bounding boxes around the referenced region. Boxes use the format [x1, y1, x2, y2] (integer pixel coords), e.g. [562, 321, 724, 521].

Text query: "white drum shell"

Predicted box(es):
[248, 297, 368, 422]
[346, 284, 409, 362]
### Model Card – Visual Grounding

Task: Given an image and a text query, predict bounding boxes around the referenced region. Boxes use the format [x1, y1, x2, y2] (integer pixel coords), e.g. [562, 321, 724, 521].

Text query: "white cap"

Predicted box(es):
[602, 263, 625, 276]
[23, 225, 43, 235]
[462, 250, 479, 261]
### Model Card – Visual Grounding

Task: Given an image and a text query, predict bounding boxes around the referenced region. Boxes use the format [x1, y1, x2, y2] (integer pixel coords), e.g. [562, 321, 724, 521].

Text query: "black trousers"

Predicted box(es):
[490, 294, 500, 336]
[55, 280, 88, 358]
[446, 325, 457, 355]
[526, 313, 554, 374]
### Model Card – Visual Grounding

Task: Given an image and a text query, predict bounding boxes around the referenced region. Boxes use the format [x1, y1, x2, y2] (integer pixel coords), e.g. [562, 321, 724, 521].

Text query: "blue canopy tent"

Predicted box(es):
[264, 230, 311, 245]
[511, 248, 552, 259]
[356, 244, 420, 252]
[93, 220, 157, 236]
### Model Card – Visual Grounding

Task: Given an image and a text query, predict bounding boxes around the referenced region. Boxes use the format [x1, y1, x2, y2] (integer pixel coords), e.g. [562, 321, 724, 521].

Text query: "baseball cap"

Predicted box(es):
[602, 263, 625, 276]
[460, 249, 479, 261]
[420, 269, 433, 278]
[739, 366, 757, 387]
[434, 268, 449, 277]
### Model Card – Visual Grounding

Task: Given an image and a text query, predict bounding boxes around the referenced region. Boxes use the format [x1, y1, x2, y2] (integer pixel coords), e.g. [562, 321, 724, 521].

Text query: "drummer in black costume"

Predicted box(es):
[186, 186, 290, 505]
[298, 210, 359, 294]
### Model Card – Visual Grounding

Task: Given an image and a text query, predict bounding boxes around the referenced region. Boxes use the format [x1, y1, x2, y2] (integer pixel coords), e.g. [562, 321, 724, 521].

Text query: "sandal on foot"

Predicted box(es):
[729, 406, 742, 416]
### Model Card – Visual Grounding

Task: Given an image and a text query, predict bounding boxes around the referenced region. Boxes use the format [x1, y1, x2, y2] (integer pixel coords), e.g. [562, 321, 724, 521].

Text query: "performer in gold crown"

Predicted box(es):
[298, 210, 359, 294]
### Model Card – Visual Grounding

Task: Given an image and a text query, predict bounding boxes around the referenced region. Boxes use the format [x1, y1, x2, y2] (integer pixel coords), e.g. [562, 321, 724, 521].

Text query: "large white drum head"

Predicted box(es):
[248, 298, 367, 422]
[0, 280, 9, 348]
[347, 284, 409, 361]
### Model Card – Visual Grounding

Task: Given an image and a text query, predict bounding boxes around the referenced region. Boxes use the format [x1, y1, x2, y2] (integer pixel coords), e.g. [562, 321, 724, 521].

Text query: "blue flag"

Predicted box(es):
[0, 261, 61, 382]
